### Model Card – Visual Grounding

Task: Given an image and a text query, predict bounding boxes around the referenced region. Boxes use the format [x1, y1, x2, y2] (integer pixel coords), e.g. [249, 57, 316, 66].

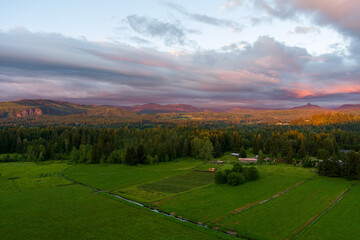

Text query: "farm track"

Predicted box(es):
[209, 179, 309, 224]
[290, 184, 356, 240]
[62, 174, 252, 240]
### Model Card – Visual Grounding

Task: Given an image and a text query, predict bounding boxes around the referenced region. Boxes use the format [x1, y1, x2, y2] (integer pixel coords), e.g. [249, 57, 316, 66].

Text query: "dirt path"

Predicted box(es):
[209, 179, 308, 224]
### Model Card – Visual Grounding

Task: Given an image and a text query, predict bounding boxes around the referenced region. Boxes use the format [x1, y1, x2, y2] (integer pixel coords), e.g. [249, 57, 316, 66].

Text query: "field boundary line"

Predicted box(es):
[289, 185, 354, 240]
[209, 178, 310, 224]
[151, 182, 215, 206]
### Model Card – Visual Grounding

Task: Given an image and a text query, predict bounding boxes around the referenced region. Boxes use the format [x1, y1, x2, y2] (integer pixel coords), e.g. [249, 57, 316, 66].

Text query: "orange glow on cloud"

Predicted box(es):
[288, 82, 360, 98]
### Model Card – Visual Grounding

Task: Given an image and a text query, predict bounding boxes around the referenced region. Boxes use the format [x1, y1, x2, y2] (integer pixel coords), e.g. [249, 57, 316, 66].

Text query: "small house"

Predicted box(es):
[208, 168, 217, 172]
[238, 155, 258, 164]
[231, 153, 239, 157]
[217, 160, 224, 164]
[264, 157, 272, 162]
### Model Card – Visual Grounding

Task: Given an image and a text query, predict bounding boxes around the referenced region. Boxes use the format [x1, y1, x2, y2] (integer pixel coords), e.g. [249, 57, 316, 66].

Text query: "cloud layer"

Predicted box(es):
[1, 24, 359, 108]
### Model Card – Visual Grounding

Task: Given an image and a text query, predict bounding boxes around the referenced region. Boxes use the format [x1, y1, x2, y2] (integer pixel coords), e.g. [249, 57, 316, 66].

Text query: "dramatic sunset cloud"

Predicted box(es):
[0, 0, 360, 108]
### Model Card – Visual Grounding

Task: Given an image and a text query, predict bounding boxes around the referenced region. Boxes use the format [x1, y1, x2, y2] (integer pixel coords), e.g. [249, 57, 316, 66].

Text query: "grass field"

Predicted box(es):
[139, 170, 214, 193]
[65, 159, 202, 190]
[116, 170, 215, 203]
[1, 160, 359, 240]
[154, 165, 315, 224]
[297, 184, 360, 240]
[0, 162, 72, 192]
[216, 176, 352, 240]
[0, 162, 236, 240]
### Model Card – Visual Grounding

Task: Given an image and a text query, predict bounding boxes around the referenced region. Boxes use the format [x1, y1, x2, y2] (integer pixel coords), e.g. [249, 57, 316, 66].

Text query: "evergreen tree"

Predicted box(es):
[285, 142, 294, 164]
[214, 137, 222, 158]
[258, 150, 264, 165]
[125, 146, 137, 165]
[239, 146, 247, 158]
[136, 144, 146, 164]
[297, 140, 307, 159]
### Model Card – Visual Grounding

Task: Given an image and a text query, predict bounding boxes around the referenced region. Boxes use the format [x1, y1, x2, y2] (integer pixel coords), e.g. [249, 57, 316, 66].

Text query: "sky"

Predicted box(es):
[1, 0, 360, 108]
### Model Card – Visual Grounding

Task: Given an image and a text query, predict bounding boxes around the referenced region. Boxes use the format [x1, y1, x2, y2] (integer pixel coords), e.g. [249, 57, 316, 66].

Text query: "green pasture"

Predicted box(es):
[154, 165, 315, 223]
[1, 159, 359, 240]
[297, 183, 360, 240]
[0, 162, 71, 192]
[216, 176, 352, 240]
[65, 159, 202, 190]
[140, 170, 214, 193]
[0, 162, 235, 240]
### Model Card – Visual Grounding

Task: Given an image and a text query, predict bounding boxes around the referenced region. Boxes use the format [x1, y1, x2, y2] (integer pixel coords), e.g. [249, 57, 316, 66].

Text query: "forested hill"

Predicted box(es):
[1, 99, 360, 126]
[0, 99, 137, 118]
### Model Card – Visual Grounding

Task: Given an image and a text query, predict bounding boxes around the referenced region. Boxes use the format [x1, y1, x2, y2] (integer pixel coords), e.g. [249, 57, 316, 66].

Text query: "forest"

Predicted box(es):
[1, 123, 360, 180]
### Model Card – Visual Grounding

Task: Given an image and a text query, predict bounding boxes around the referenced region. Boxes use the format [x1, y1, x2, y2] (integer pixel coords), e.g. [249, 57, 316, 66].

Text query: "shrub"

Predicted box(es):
[243, 166, 259, 181]
[302, 157, 314, 168]
[227, 172, 245, 186]
[224, 169, 232, 176]
[215, 171, 228, 184]
[232, 163, 243, 173]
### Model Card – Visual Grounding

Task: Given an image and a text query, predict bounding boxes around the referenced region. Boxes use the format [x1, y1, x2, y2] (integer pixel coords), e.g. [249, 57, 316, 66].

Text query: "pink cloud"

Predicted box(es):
[275, 0, 360, 37]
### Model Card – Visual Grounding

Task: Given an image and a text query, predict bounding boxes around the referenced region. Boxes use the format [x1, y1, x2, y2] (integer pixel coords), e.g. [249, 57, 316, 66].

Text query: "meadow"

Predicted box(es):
[0, 162, 236, 240]
[153, 164, 315, 223]
[216, 176, 352, 240]
[1, 159, 359, 240]
[297, 184, 360, 240]
[139, 170, 214, 193]
[65, 159, 202, 190]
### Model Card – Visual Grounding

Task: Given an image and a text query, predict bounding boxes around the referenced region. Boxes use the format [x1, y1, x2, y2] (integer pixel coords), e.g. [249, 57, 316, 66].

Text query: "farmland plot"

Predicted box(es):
[0, 162, 236, 240]
[297, 184, 360, 240]
[154, 165, 314, 224]
[216, 177, 352, 240]
[65, 159, 201, 190]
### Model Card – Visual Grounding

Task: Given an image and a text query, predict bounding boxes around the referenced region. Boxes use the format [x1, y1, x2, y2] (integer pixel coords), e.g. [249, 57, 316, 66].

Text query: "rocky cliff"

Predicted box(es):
[10, 108, 43, 118]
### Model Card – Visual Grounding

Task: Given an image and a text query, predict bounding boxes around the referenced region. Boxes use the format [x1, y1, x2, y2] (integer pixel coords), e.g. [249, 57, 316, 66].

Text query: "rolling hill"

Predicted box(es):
[291, 103, 328, 110]
[0, 99, 137, 118]
[335, 104, 360, 111]
[121, 103, 203, 114]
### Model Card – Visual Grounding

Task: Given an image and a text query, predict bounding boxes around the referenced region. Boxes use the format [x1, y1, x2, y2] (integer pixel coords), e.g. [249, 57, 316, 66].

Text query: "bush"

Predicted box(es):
[224, 169, 232, 176]
[232, 163, 243, 173]
[243, 166, 259, 181]
[302, 157, 314, 168]
[215, 171, 228, 184]
[227, 172, 245, 186]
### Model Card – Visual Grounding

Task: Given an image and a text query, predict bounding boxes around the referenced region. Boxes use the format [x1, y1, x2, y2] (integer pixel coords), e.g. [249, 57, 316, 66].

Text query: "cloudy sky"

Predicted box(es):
[1, 0, 360, 108]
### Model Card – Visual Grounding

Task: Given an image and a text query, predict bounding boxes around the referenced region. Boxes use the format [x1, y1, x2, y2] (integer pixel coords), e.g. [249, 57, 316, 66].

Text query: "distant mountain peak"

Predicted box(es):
[291, 103, 325, 110]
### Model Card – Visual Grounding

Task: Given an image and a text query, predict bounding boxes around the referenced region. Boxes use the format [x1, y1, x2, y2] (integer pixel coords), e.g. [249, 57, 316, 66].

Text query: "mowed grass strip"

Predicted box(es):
[65, 159, 201, 190]
[216, 177, 352, 240]
[139, 171, 214, 193]
[154, 165, 313, 224]
[297, 184, 360, 240]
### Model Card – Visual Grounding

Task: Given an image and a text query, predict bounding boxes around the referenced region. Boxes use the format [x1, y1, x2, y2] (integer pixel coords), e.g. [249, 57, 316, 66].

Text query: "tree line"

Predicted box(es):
[0, 125, 359, 180]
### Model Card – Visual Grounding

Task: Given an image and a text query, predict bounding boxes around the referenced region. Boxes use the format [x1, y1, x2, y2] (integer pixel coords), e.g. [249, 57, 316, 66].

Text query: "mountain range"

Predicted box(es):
[0, 99, 359, 119]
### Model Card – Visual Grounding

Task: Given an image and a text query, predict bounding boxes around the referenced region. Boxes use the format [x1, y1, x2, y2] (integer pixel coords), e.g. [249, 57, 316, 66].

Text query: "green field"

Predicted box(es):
[297, 184, 360, 240]
[0, 162, 236, 240]
[154, 165, 314, 223]
[216, 177, 352, 240]
[0, 162, 71, 192]
[116, 170, 215, 202]
[139, 170, 214, 193]
[65, 159, 202, 190]
[1, 160, 359, 240]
